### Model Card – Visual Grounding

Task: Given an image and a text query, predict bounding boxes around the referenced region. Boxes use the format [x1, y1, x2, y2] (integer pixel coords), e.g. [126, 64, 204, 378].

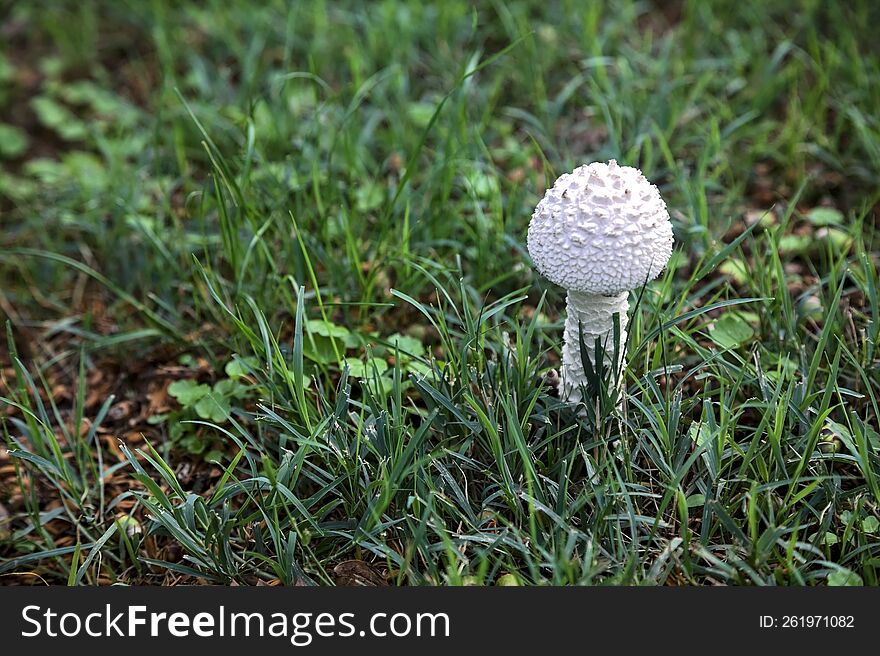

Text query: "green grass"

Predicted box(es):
[1, 0, 879, 586]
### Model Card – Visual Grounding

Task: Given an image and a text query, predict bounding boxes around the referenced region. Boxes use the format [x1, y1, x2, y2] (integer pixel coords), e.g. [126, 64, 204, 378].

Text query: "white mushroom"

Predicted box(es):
[527, 160, 673, 405]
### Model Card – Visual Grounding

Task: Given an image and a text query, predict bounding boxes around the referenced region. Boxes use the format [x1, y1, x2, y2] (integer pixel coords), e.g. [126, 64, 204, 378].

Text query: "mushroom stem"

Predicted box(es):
[561, 290, 629, 404]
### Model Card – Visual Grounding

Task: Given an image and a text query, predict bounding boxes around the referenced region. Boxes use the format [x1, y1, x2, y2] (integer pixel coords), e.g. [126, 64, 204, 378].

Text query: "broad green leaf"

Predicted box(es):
[495, 573, 520, 586]
[284, 370, 312, 388]
[406, 359, 434, 376]
[303, 320, 358, 362]
[719, 259, 748, 285]
[345, 356, 388, 378]
[710, 313, 755, 349]
[387, 333, 426, 358]
[303, 335, 338, 364]
[306, 319, 350, 339]
[685, 494, 706, 508]
[179, 434, 207, 455]
[194, 394, 231, 423]
[167, 380, 210, 406]
[355, 183, 384, 212]
[806, 207, 844, 226]
[822, 227, 852, 250]
[469, 170, 499, 198]
[212, 378, 244, 397]
[366, 375, 394, 397]
[224, 356, 260, 379]
[31, 96, 88, 141]
[827, 568, 863, 586]
[0, 172, 37, 200]
[0, 123, 28, 158]
[778, 234, 812, 254]
[861, 516, 879, 534]
[0, 53, 12, 83]
[56, 81, 140, 127]
[688, 422, 712, 447]
[407, 100, 438, 127]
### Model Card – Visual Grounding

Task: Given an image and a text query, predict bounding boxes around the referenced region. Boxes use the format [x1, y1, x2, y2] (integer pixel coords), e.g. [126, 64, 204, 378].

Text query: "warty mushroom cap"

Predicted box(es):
[527, 160, 674, 296]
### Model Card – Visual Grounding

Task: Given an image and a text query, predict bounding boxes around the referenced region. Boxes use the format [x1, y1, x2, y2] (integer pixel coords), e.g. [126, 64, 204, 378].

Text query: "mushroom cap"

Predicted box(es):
[527, 160, 674, 296]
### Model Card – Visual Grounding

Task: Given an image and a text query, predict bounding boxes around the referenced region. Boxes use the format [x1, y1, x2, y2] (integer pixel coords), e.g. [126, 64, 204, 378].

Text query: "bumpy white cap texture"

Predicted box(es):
[527, 160, 673, 296]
